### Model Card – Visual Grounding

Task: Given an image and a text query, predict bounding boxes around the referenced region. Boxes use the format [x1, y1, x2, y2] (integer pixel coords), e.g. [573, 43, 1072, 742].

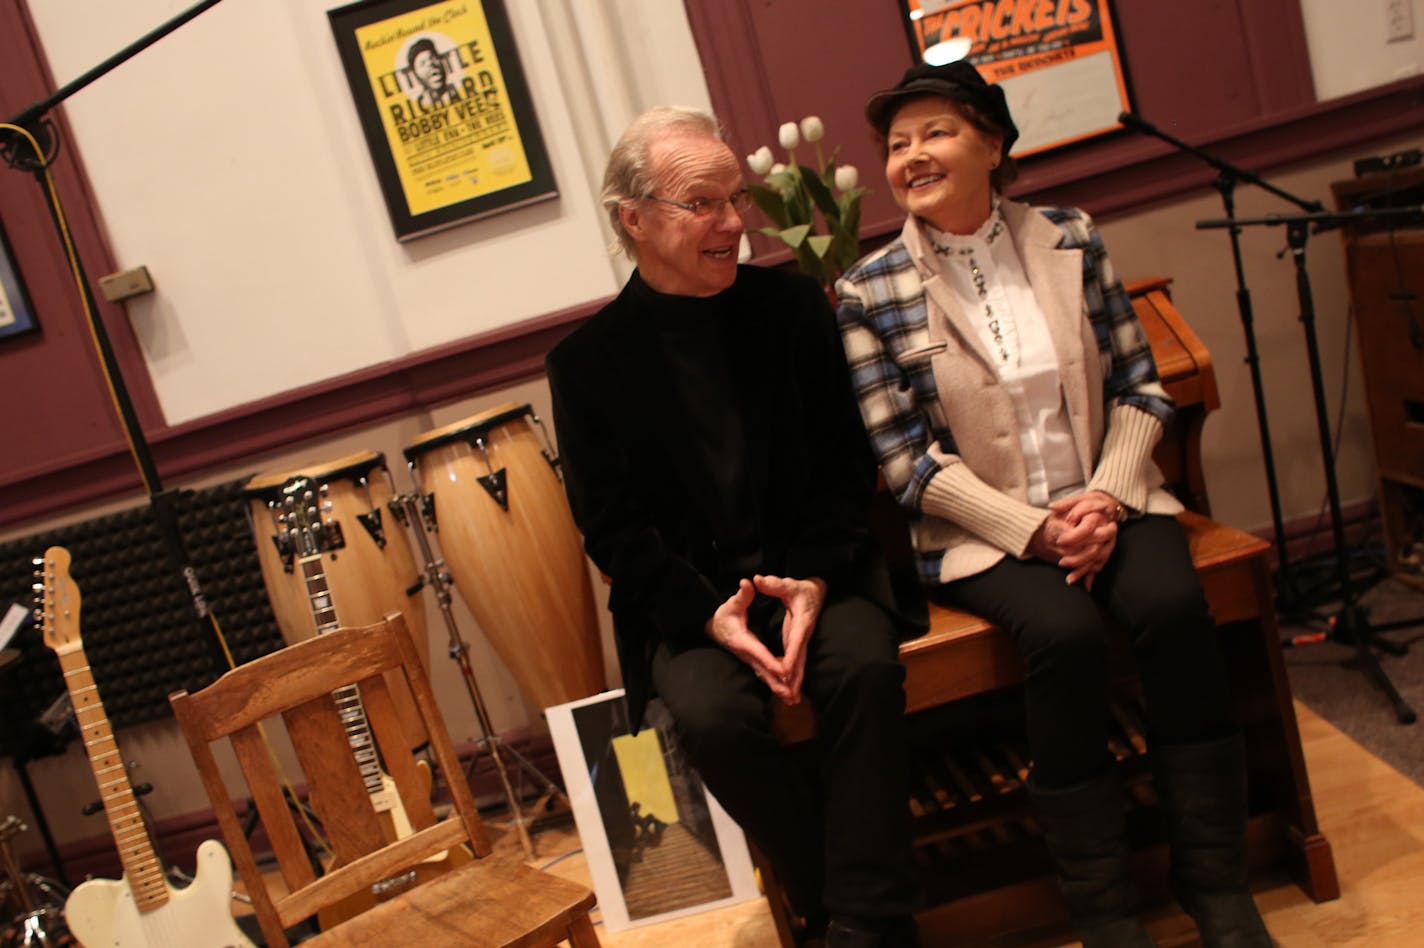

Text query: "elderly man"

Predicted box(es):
[545, 107, 924, 947]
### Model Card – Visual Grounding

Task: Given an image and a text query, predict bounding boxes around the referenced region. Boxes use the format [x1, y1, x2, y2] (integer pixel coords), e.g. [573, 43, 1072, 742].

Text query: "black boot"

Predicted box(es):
[1028, 771, 1156, 948]
[1153, 734, 1273, 947]
[824, 915, 920, 948]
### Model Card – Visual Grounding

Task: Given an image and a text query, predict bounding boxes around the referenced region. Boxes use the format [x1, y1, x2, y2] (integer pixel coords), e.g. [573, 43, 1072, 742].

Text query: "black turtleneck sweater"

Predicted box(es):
[639, 278, 765, 584]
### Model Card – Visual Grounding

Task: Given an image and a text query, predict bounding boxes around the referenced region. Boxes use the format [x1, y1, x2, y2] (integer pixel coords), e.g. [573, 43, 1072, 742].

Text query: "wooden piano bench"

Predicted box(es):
[761, 512, 1339, 946]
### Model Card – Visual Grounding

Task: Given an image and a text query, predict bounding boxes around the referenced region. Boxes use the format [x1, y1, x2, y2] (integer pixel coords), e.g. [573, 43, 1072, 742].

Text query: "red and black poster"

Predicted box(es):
[898, 0, 1132, 157]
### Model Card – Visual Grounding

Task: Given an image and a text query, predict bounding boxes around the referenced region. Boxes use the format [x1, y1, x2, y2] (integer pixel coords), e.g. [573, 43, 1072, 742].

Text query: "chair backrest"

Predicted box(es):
[169, 612, 490, 948]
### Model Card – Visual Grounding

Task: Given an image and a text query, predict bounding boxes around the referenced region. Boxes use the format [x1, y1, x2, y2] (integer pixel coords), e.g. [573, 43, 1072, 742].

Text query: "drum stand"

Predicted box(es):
[0, 815, 72, 947]
[394, 493, 565, 861]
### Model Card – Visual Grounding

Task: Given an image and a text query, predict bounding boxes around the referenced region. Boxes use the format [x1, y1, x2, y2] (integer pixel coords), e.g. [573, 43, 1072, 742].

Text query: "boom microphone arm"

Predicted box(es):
[2, 0, 231, 678]
[1117, 111, 1323, 212]
[1116, 109, 1319, 615]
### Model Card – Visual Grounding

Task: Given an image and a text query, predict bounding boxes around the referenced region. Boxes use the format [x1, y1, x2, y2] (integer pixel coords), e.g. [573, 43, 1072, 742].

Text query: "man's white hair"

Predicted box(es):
[601, 106, 723, 259]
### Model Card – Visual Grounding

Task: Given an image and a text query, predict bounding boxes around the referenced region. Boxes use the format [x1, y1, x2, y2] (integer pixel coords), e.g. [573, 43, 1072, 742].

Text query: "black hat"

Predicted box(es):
[864, 60, 1019, 156]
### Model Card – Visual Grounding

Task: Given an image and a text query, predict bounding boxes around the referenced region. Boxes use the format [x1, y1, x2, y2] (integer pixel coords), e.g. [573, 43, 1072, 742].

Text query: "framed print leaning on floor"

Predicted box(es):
[328, 0, 558, 241]
[546, 690, 760, 933]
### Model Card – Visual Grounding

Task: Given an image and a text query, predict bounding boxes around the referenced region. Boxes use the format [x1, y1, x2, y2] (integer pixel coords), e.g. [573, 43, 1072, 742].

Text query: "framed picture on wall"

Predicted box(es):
[328, 0, 558, 241]
[896, 0, 1133, 159]
[546, 690, 760, 933]
[0, 218, 38, 341]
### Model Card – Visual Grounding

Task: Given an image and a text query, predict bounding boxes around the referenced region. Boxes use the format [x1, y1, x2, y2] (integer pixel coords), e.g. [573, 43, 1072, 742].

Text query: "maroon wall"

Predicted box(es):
[1, 2, 163, 508]
[2, 0, 1422, 531]
[684, 0, 1419, 249]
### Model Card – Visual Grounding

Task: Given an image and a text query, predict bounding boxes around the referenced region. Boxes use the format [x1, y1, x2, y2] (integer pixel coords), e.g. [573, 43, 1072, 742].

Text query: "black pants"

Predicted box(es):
[651, 594, 918, 920]
[944, 514, 1237, 790]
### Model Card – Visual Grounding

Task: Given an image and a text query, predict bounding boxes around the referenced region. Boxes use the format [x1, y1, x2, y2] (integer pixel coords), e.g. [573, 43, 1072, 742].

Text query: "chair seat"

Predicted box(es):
[301, 858, 598, 947]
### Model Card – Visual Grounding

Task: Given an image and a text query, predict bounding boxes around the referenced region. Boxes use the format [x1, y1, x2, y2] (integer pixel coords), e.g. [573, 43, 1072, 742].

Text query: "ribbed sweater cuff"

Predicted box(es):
[1086, 404, 1163, 512]
[922, 464, 1049, 558]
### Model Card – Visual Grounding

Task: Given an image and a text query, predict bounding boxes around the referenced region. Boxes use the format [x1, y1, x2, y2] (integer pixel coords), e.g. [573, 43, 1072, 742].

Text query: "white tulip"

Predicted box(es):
[738, 233, 753, 263]
[770, 163, 787, 175]
[778, 121, 800, 150]
[800, 116, 825, 142]
[747, 146, 774, 176]
[834, 164, 859, 191]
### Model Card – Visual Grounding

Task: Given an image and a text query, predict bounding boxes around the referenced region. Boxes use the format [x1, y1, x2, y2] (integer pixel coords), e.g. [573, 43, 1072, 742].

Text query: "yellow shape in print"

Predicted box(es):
[612, 730, 679, 825]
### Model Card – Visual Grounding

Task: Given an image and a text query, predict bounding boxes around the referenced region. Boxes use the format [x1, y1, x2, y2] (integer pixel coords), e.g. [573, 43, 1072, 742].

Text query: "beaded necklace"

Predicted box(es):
[928, 212, 1013, 365]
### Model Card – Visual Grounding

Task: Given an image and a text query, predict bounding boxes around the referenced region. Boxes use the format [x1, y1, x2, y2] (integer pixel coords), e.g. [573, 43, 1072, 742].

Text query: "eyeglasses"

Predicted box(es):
[644, 189, 753, 219]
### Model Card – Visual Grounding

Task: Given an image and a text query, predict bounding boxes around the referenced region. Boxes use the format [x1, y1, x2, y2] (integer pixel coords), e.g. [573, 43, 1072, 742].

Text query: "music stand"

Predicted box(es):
[0, 650, 70, 889]
[1199, 206, 1422, 724]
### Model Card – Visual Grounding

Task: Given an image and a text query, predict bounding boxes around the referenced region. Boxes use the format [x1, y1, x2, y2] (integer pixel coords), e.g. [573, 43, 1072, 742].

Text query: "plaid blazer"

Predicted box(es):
[836, 199, 1182, 584]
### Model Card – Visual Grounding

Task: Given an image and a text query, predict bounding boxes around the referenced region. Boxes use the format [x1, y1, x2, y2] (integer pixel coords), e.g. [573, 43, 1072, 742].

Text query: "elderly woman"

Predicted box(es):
[835, 62, 1272, 948]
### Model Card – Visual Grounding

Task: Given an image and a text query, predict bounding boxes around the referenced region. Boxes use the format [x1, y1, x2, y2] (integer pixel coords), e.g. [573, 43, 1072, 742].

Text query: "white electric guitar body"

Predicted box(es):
[38, 546, 254, 948]
[64, 838, 247, 947]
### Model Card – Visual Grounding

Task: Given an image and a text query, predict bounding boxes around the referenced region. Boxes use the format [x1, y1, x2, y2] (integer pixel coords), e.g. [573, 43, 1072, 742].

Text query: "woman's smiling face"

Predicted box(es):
[884, 95, 1002, 235]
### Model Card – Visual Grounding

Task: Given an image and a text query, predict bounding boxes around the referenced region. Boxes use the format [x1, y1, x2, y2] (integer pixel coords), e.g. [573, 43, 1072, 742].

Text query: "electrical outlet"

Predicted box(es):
[1386, 0, 1415, 42]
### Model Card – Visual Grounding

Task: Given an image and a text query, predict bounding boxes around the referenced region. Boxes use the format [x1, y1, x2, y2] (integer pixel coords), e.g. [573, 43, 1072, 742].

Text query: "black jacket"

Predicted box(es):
[546, 265, 925, 726]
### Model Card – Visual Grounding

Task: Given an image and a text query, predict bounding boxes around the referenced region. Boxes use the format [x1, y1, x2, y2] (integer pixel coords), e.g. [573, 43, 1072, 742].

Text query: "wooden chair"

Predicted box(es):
[169, 612, 599, 947]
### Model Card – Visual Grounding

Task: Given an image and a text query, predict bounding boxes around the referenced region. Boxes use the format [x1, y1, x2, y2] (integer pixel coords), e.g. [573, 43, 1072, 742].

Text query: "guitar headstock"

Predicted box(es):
[278, 475, 344, 559]
[36, 545, 82, 654]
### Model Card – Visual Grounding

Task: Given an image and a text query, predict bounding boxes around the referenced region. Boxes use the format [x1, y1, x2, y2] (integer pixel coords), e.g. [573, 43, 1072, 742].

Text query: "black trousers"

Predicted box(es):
[651, 594, 918, 920]
[943, 514, 1237, 790]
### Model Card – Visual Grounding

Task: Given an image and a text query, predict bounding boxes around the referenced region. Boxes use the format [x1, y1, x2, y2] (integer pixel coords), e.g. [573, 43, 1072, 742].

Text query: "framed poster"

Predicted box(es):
[546, 690, 760, 933]
[897, 0, 1133, 159]
[328, 0, 558, 241]
[0, 218, 38, 341]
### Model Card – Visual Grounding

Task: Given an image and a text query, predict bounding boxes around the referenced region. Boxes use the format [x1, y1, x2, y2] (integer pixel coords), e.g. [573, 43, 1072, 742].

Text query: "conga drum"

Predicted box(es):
[244, 451, 430, 747]
[403, 403, 605, 711]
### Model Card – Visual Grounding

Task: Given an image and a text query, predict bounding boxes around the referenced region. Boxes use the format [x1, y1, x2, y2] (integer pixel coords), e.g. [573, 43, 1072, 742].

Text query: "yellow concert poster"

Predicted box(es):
[330, 0, 557, 241]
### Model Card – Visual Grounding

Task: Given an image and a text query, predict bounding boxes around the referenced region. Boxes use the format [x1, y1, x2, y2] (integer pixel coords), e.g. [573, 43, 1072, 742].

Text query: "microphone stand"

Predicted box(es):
[1199, 206, 1421, 725]
[1117, 111, 1326, 617]
[1, 1, 232, 678]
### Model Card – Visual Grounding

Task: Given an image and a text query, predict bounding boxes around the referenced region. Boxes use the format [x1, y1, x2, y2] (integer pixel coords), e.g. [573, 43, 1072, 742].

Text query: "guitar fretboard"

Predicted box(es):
[299, 554, 383, 796]
[57, 648, 170, 913]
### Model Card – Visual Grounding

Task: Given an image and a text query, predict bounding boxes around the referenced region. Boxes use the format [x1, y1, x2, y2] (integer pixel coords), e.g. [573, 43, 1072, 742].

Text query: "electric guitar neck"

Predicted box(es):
[37, 545, 253, 948]
[280, 478, 400, 802]
[40, 547, 170, 907]
[273, 479, 469, 928]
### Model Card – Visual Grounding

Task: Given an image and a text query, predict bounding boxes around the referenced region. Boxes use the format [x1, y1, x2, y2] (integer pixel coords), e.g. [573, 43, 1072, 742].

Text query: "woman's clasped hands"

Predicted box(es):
[1028, 490, 1123, 588]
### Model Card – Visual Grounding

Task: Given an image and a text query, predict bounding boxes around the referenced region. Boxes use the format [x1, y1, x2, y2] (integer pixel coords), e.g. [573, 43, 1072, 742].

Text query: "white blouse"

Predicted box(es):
[925, 205, 1086, 505]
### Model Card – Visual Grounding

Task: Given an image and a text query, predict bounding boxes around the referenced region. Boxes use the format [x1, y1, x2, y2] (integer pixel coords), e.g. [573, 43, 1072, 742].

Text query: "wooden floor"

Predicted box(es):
[233, 701, 1420, 945]
[524, 701, 1424, 947]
